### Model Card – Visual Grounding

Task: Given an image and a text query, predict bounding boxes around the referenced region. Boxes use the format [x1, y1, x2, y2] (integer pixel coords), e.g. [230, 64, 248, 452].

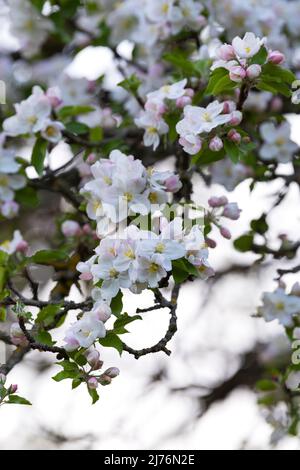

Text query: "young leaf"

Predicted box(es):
[31, 138, 48, 176]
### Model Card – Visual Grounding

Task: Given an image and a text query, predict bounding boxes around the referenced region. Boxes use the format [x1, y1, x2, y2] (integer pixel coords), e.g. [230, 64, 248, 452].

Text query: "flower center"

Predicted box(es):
[149, 263, 160, 273]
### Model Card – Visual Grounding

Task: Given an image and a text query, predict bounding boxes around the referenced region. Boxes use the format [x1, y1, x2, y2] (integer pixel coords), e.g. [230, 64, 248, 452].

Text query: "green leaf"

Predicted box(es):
[118, 74, 141, 95]
[36, 304, 62, 327]
[113, 313, 142, 335]
[224, 139, 241, 163]
[172, 259, 199, 284]
[234, 234, 254, 252]
[256, 379, 277, 392]
[88, 387, 99, 405]
[250, 215, 268, 235]
[89, 126, 103, 143]
[110, 291, 123, 318]
[15, 187, 39, 208]
[0, 251, 9, 266]
[57, 106, 95, 120]
[7, 395, 32, 405]
[163, 52, 206, 77]
[30, 249, 68, 264]
[0, 267, 7, 292]
[206, 68, 236, 96]
[99, 331, 123, 355]
[34, 330, 55, 346]
[0, 307, 6, 322]
[72, 378, 82, 390]
[65, 121, 90, 136]
[262, 63, 296, 85]
[31, 138, 48, 176]
[52, 370, 79, 382]
[249, 46, 268, 66]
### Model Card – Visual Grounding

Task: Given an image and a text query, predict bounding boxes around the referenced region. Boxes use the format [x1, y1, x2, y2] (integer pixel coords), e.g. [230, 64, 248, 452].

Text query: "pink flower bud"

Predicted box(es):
[86, 349, 103, 370]
[93, 303, 111, 323]
[208, 196, 228, 208]
[220, 226, 232, 240]
[229, 66, 246, 83]
[87, 377, 99, 389]
[176, 96, 192, 108]
[104, 367, 120, 378]
[223, 101, 236, 114]
[270, 97, 282, 112]
[87, 153, 97, 165]
[79, 272, 93, 281]
[98, 374, 112, 386]
[164, 175, 182, 193]
[184, 88, 195, 98]
[16, 240, 29, 254]
[228, 129, 241, 144]
[230, 111, 243, 126]
[206, 237, 217, 249]
[268, 51, 285, 65]
[61, 220, 81, 237]
[209, 136, 223, 152]
[46, 87, 62, 108]
[9, 384, 18, 394]
[218, 44, 236, 61]
[246, 64, 262, 80]
[10, 323, 28, 347]
[82, 224, 92, 235]
[222, 202, 241, 220]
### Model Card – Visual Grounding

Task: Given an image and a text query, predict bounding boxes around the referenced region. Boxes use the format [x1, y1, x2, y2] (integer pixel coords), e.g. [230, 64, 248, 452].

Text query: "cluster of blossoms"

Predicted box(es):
[3, 86, 64, 143]
[135, 79, 193, 150]
[206, 196, 242, 241]
[259, 121, 298, 163]
[81, 149, 182, 235]
[107, 0, 206, 50]
[0, 145, 26, 219]
[176, 100, 243, 155]
[212, 32, 284, 82]
[7, 0, 52, 58]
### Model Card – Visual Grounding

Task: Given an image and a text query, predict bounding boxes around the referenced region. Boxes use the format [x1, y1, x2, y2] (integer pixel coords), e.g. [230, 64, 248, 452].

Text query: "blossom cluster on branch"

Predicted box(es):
[0, 0, 299, 444]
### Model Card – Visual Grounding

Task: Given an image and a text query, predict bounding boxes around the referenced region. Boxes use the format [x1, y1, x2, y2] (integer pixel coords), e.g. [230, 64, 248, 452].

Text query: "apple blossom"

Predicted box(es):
[3, 86, 51, 137]
[259, 121, 298, 163]
[258, 288, 300, 327]
[232, 32, 262, 59]
[64, 314, 106, 352]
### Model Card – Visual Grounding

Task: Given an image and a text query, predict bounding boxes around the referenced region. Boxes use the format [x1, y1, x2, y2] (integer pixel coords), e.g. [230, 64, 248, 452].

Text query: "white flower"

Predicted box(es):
[56, 74, 91, 106]
[232, 32, 262, 59]
[146, 0, 179, 24]
[8, 0, 52, 58]
[211, 159, 249, 191]
[137, 238, 186, 270]
[176, 101, 232, 137]
[258, 288, 300, 327]
[41, 120, 65, 144]
[135, 111, 169, 150]
[147, 79, 187, 102]
[0, 171, 25, 203]
[136, 254, 168, 288]
[64, 315, 106, 352]
[3, 86, 51, 137]
[0, 230, 25, 255]
[286, 371, 300, 391]
[179, 134, 202, 155]
[259, 121, 298, 163]
[183, 225, 209, 267]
